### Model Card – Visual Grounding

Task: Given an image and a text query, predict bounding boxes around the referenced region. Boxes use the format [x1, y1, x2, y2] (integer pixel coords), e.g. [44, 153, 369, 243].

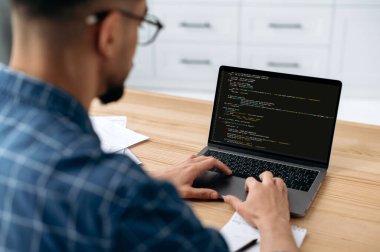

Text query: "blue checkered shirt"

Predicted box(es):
[0, 65, 229, 252]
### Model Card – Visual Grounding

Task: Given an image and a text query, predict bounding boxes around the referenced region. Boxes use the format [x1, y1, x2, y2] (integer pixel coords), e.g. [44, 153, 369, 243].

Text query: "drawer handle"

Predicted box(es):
[267, 62, 300, 68]
[180, 59, 212, 65]
[268, 23, 303, 29]
[180, 22, 212, 29]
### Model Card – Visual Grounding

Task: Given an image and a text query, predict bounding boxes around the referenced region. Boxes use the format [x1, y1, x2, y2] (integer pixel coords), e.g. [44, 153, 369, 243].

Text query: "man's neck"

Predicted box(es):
[9, 33, 98, 111]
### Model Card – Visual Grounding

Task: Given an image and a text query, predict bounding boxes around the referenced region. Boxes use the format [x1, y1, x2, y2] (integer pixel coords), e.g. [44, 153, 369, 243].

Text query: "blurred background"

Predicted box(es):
[1, 0, 379, 125]
[0, 0, 11, 64]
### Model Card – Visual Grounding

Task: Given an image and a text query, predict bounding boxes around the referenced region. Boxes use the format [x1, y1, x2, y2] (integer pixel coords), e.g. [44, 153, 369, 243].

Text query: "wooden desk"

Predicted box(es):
[90, 89, 380, 252]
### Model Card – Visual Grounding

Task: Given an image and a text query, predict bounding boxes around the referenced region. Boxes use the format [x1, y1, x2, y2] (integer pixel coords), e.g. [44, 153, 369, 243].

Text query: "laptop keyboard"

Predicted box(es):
[204, 150, 319, 192]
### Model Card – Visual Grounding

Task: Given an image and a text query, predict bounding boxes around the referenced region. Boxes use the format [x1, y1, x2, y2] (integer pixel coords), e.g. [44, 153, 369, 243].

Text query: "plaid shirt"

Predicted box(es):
[0, 65, 229, 252]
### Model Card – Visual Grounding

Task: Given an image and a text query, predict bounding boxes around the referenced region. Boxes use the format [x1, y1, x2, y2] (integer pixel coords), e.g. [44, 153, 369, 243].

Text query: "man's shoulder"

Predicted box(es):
[0, 92, 153, 202]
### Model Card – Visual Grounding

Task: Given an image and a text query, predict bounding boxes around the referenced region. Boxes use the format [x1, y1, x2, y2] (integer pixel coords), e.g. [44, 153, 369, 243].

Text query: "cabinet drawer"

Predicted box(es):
[153, 0, 240, 3]
[242, 0, 333, 4]
[155, 43, 238, 83]
[153, 4, 239, 43]
[241, 46, 328, 77]
[241, 6, 333, 45]
[336, 0, 380, 4]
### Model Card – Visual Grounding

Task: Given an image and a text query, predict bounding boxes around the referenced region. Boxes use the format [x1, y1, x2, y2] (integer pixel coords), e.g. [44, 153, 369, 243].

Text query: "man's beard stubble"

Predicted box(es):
[98, 82, 125, 104]
[98, 64, 134, 104]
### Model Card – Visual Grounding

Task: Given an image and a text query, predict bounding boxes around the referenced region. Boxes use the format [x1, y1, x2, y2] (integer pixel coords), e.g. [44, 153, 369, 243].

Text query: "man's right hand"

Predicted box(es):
[223, 171, 299, 252]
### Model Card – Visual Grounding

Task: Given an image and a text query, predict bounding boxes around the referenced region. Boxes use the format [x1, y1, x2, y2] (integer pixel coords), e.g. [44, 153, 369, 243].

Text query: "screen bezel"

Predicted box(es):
[208, 65, 342, 169]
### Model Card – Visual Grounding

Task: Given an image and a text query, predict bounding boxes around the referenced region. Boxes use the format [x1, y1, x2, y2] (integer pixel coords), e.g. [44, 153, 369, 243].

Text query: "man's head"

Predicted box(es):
[10, 0, 146, 105]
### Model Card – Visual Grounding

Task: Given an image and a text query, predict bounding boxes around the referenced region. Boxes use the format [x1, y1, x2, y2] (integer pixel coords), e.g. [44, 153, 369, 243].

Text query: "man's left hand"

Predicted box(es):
[151, 155, 232, 200]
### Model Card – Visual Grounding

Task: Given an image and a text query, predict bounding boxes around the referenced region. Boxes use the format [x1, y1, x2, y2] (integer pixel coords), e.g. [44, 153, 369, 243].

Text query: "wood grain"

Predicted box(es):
[90, 89, 380, 252]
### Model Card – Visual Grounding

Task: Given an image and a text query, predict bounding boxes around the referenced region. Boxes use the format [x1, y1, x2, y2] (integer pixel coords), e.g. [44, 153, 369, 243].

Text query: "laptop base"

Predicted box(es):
[194, 147, 326, 217]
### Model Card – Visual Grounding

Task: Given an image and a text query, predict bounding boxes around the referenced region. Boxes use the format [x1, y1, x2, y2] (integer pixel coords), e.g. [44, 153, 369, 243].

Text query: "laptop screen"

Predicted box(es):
[209, 66, 342, 165]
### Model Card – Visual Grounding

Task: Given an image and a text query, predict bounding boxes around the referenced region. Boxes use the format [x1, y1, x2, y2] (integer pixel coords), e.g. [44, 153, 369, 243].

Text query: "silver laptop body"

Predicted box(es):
[194, 66, 342, 217]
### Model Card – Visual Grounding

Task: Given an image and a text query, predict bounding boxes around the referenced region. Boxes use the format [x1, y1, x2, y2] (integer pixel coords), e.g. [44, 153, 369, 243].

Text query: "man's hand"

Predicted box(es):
[224, 171, 298, 252]
[152, 155, 232, 199]
[223, 171, 290, 229]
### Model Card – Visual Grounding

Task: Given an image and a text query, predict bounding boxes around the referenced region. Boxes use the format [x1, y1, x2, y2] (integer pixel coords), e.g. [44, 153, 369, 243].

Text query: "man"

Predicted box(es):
[0, 0, 298, 251]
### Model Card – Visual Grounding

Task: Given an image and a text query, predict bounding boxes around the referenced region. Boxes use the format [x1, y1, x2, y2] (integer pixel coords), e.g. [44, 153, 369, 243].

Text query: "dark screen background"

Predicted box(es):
[210, 70, 341, 163]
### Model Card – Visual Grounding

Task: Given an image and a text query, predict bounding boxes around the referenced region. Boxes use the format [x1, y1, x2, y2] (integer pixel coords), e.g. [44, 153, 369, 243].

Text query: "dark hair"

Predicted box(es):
[11, 0, 91, 18]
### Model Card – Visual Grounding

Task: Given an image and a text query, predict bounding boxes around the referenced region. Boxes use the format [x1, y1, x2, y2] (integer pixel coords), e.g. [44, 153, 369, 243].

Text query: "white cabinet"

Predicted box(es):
[242, 0, 333, 4]
[330, 7, 380, 98]
[127, 0, 380, 100]
[153, 5, 239, 43]
[241, 6, 333, 46]
[240, 5, 332, 76]
[241, 46, 329, 77]
[156, 43, 238, 84]
[129, 46, 155, 79]
[128, 1, 240, 91]
[152, 3, 239, 91]
[155, 0, 240, 3]
[336, 0, 380, 4]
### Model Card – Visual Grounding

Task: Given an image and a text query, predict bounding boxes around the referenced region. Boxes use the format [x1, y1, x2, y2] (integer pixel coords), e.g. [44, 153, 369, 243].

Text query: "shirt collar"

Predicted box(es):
[0, 64, 95, 134]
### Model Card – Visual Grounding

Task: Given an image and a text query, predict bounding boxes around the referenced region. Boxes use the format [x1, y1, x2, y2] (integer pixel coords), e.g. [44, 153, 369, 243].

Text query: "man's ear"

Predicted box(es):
[97, 12, 122, 59]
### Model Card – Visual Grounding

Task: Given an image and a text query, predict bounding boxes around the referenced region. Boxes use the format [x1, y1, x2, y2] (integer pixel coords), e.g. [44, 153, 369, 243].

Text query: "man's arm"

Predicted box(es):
[114, 178, 229, 251]
[149, 155, 298, 251]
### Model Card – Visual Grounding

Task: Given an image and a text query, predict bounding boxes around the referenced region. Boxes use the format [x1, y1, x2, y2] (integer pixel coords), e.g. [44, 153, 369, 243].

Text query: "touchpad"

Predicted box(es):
[193, 171, 247, 200]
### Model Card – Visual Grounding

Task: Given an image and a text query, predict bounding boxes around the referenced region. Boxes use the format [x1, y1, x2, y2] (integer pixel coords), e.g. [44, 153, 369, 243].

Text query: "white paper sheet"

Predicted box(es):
[90, 116, 148, 164]
[220, 212, 307, 252]
[116, 148, 143, 165]
[94, 116, 128, 128]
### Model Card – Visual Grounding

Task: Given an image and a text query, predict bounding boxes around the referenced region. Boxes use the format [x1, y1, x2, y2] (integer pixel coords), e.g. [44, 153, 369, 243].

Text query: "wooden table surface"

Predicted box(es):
[90, 89, 380, 252]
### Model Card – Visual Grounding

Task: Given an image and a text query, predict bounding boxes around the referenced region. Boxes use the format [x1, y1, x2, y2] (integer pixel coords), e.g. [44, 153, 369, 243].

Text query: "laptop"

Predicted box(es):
[194, 66, 342, 216]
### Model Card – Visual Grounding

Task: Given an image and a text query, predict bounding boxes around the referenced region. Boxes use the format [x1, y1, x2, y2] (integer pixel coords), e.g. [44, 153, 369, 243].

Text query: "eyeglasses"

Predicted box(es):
[85, 10, 164, 46]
